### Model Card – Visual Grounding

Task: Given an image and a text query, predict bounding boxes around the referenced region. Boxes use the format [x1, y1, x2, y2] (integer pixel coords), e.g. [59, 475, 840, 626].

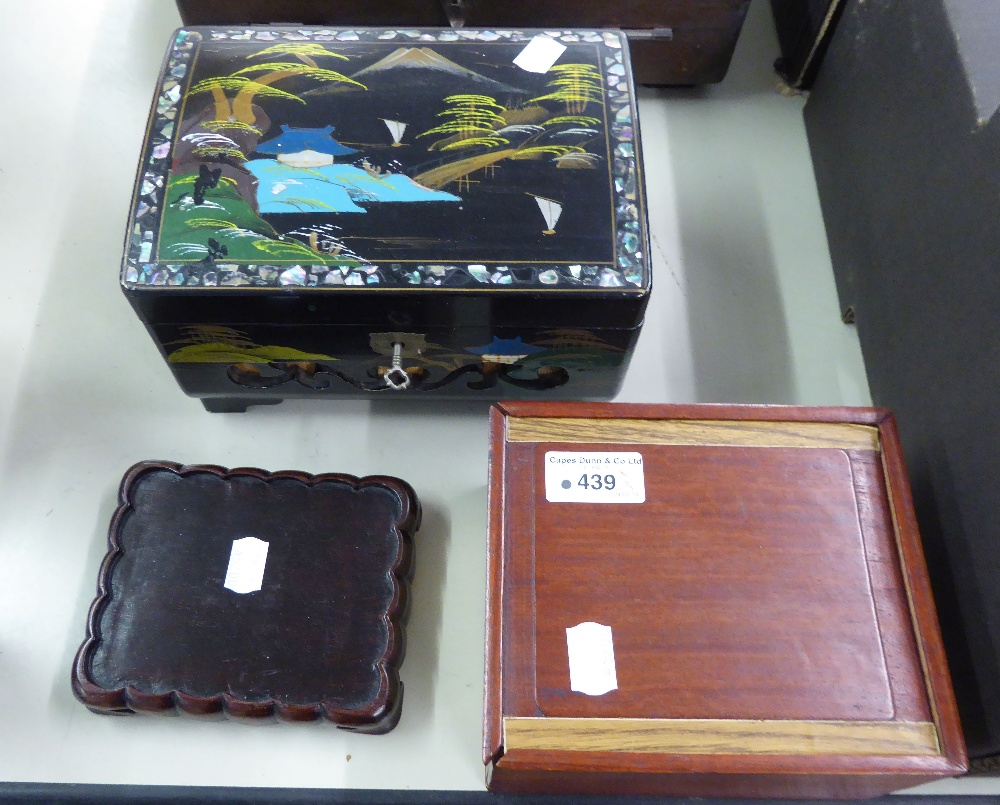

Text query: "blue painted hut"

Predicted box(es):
[469, 336, 545, 365]
[255, 125, 356, 167]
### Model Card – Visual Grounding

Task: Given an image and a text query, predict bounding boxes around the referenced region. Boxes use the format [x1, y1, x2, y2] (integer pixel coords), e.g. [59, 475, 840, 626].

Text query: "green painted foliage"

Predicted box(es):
[168, 341, 338, 364]
[158, 172, 360, 266]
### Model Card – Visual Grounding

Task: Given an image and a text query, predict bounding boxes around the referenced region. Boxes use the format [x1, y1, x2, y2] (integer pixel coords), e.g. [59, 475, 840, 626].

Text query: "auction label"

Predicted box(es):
[513, 35, 567, 73]
[566, 621, 618, 696]
[544, 451, 645, 503]
[223, 537, 269, 594]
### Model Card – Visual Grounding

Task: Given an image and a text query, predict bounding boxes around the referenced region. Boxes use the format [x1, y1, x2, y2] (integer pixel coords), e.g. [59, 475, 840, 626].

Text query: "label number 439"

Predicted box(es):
[578, 473, 616, 490]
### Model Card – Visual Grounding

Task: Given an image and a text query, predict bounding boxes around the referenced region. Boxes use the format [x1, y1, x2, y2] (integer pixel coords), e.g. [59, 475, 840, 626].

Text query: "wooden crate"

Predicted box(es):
[485, 402, 966, 797]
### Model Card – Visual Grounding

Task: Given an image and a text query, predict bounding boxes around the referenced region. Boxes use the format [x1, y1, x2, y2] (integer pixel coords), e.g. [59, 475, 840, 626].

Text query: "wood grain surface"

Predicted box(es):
[503, 716, 939, 755]
[485, 402, 967, 796]
[531, 444, 903, 722]
[496, 400, 892, 425]
[488, 753, 954, 799]
[506, 415, 879, 450]
[483, 406, 508, 764]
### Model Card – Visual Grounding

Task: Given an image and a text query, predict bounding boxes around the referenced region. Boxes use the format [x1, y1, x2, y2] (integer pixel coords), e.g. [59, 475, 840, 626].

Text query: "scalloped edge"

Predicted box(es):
[71, 460, 419, 733]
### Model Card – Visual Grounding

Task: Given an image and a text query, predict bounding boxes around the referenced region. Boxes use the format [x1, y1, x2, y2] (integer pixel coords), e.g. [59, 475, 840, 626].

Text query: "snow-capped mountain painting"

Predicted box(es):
[159, 34, 620, 267]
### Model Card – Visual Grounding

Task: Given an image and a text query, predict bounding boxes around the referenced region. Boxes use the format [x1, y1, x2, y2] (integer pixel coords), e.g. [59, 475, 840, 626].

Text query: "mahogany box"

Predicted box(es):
[173, 1, 752, 86]
[485, 402, 967, 797]
[123, 27, 649, 411]
[72, 462, 418, 732]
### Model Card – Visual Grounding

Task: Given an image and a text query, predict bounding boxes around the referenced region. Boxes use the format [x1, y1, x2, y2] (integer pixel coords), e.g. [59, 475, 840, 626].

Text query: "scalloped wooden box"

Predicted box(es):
[484, 402, 967, 797]
[72, 461, 419, 733]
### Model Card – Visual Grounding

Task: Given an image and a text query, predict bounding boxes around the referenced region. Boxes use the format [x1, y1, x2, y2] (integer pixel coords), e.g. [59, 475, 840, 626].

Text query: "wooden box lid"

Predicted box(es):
[485, 402, 966, 797]
[72, 461, 418, 732]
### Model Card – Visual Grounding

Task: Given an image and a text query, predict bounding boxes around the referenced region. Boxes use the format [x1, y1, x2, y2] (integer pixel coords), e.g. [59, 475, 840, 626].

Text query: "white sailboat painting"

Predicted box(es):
[529, 194, 563, 235]
[382, 119, 407, 146]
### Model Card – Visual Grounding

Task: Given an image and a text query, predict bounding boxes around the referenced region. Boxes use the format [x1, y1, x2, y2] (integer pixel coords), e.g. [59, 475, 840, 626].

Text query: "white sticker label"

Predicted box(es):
[566, 622, 618, 696]
[544, 451, 645, 503]
[513, 35, 567, 73]
[223, 537, 269, 594]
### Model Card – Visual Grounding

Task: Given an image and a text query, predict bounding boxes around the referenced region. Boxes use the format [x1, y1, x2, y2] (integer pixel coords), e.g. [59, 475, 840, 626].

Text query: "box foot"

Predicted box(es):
[201, 398, 284, 413]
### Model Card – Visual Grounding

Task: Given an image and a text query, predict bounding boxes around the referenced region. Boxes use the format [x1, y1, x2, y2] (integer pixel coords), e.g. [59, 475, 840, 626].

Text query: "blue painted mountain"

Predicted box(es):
[254, 125, 356, 157]
[246, 158, 461, 213]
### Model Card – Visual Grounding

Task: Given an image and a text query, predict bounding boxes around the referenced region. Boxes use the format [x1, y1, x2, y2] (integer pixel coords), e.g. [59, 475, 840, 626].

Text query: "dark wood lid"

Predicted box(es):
[73, 461, 419, 732]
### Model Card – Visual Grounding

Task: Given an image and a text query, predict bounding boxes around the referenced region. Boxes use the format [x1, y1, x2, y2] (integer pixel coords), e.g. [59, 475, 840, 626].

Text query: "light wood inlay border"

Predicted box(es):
[506, 418, 880, 451]
[503, 717, 939, 756]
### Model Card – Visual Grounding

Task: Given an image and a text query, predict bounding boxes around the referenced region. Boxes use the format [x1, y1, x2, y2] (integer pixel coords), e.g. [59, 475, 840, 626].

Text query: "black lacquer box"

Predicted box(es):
[123, 27, 650, 411]
[72, 462, 419, 732]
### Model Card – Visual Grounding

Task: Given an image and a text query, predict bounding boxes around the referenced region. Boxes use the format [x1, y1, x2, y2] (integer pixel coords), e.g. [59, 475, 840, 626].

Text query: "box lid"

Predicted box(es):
[72, 461, 419, 732]
[485, 402, 966, 790]
[122, 27, 649, 328]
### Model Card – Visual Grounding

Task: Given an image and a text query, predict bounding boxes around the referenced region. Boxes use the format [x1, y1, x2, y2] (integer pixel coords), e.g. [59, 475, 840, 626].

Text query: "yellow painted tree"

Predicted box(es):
[189, 44, 365, 130]
[529, 63, 603, 123]
[417, 94, 510, 151]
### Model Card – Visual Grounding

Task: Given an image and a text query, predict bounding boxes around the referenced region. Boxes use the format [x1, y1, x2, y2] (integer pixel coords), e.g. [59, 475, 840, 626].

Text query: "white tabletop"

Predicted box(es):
[0, 0, 991, 796]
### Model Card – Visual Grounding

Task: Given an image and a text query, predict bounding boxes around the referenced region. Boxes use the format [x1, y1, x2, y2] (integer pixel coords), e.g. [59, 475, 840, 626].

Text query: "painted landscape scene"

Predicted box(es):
[158, 35, 619, 271]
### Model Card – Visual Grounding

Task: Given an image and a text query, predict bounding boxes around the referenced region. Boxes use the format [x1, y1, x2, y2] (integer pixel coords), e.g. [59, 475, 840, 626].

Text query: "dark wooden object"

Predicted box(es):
[769, 0, 844, 89]
[172, 1, 752, 86]
[485, 402, 966, 797]
[176, 0, 450, 27]
[72, 461, 419, 732]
